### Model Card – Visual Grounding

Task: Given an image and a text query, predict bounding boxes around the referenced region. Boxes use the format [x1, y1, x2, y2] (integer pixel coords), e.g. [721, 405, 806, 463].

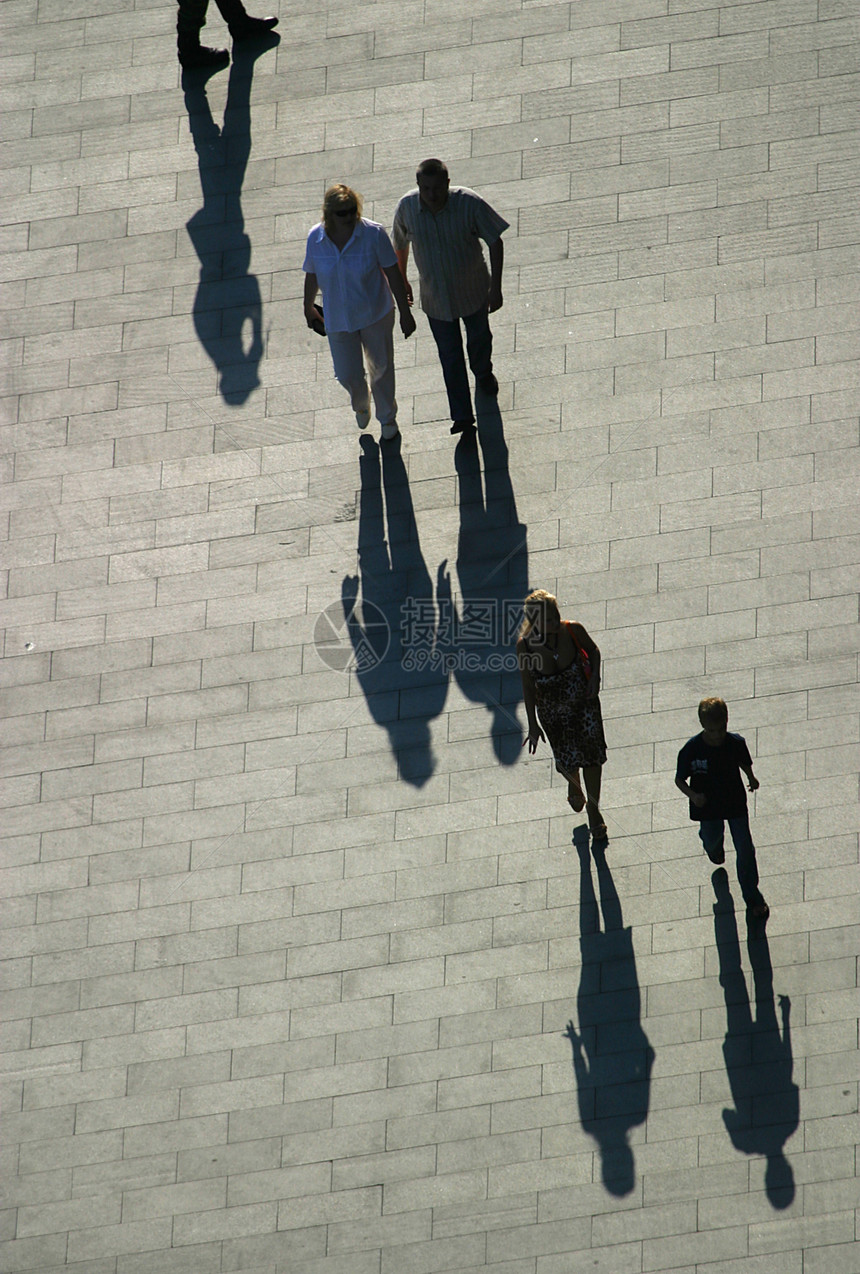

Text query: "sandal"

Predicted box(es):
[567, 786, 586, 813]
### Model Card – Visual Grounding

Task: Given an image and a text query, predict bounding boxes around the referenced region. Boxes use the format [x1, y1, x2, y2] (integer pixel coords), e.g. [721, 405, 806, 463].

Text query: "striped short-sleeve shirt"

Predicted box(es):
[392, 187, 509, 322]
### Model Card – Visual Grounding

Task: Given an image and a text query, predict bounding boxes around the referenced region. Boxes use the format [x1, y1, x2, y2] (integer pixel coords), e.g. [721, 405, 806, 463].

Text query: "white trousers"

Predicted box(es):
[327, 308, 397, 426]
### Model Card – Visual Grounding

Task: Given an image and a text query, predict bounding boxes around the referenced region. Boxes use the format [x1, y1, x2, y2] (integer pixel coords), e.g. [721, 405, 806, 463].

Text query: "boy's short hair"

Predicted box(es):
[698, 696, 728, 726]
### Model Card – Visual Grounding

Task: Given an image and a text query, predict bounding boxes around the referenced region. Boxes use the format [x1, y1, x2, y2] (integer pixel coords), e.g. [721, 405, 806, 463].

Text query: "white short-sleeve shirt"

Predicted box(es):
[303, 218, 397, 333]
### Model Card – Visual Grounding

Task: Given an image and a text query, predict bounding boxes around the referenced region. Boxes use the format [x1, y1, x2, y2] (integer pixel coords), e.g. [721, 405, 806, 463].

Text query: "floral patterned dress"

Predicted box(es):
[530, 624, 607, 775]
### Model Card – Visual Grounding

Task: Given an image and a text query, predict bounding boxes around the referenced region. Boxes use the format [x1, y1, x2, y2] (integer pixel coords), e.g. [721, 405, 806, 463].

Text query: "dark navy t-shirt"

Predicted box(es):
[675, 731, 752, 821]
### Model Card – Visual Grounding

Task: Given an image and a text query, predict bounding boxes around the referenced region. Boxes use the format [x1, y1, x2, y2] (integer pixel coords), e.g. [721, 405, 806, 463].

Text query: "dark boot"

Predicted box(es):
[229, 14, 278, 39]
[178, 41, 229, 68]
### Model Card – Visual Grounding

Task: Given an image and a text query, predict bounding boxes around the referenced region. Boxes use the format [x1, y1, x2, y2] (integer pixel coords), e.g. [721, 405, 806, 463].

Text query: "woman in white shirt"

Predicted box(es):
[303, 185, 415, 440]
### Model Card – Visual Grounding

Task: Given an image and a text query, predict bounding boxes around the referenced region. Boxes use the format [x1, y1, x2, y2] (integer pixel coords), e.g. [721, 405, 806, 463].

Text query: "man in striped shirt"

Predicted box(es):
[393, 159, 509, 435]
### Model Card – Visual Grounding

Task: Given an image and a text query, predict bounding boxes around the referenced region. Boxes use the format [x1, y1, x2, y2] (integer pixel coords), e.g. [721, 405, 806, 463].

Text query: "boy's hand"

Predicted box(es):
[747, 774, 759, 791]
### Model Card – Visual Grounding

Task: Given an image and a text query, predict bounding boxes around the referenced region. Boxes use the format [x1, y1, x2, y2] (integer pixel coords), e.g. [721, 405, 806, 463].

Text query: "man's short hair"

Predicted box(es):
[416, 158, 449, 182]
[698, 696, 728, 726]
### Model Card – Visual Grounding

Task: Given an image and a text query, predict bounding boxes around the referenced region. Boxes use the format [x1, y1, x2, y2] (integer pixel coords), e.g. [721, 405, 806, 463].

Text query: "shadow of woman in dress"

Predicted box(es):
[565, 830, 654, 1195]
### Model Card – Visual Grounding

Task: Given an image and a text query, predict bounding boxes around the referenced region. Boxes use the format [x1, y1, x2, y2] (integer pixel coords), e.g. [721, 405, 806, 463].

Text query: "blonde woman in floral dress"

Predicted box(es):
[517, 589, 608, 842]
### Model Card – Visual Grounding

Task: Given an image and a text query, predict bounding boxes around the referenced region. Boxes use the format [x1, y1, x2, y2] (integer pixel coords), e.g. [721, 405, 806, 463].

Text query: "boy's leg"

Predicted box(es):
[361, 310, 397, 427]
[426, 315, 474, 426]
[727, 814, 766, 908]
[698, 820, 726, 865]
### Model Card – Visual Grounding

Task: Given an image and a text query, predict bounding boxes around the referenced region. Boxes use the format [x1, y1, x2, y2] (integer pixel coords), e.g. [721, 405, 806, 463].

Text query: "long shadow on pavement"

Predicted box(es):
[712, 867, 798, 1208]
[182, 33, 278, 404]
[566, 829, 654, 1196]
[450, 399, 529, 763]
[342, 435, 449, 787]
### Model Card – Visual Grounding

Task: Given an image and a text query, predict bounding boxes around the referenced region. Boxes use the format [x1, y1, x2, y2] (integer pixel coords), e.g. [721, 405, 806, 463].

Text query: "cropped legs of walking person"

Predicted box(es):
[177, 0, 278, 70]
[567, 765, 606, 842]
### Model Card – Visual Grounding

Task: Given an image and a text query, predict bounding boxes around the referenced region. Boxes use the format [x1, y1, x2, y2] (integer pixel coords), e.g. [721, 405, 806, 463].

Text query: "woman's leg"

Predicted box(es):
[566, 769, 585, 812]
[582, 765, 606, 836]
[327, 329, 370, 414]
[361, 309, 397, 426]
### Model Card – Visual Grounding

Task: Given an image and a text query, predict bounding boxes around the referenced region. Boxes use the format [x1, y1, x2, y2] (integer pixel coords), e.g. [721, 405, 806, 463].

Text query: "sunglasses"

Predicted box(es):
[334, 206, 357, 217]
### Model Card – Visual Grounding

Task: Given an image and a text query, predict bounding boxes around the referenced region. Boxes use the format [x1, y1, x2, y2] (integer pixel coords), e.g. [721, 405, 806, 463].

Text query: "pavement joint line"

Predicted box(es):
[3, 2, 858, 1267]
[165, 690, 370, 895]
[481, 381, 678, 590]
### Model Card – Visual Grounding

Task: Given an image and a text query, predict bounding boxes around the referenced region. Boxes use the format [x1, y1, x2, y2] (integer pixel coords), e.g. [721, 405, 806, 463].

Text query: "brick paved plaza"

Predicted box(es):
[2, 1, 859, 1271]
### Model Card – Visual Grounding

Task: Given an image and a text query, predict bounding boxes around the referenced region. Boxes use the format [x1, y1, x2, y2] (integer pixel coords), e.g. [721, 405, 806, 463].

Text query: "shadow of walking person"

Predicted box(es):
[342, 435, 449, 787]
[565, 829, 654, 1196]
[450, 400, 529, 765]
[182, 33, 278, 404]
[712, 867, 799, 1208]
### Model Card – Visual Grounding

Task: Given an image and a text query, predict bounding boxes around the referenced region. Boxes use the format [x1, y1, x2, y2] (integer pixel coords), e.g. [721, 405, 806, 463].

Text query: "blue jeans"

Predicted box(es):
[699, 814, 764, 906]
[427, 304, 493, 423]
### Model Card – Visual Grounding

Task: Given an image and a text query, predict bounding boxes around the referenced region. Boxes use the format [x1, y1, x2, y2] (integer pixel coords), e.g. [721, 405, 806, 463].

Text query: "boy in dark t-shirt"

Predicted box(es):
[675, 697, 769, 919]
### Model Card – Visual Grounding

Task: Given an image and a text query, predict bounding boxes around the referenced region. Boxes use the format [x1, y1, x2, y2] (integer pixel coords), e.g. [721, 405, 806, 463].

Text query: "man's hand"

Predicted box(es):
[690, 791, 707, 809]
[488, 282, 503, 313]
[399, 309, 416, 338]
[747, 774, 759, 792]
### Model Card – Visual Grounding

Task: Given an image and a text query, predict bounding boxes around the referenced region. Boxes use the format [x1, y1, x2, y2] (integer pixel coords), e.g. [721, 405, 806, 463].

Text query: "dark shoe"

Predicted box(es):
[178, 42, 229, 68]
[748, 900, 769, 919]
[478, 372, 498, 395]
[567, 786, 585, 813]
[590, 823, 608, 844]
[450, 418, 475, 435]
[705, 846, 725, 865]
[230, 15, 279, 39]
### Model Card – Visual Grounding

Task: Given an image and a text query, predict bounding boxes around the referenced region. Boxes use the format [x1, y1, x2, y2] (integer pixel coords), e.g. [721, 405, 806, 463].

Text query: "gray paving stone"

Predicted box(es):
[2, 2, 858, 1271]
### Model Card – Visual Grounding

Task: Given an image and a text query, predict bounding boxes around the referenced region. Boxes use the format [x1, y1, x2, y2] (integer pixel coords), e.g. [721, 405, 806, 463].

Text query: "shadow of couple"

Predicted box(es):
[342, 403, 528, 786]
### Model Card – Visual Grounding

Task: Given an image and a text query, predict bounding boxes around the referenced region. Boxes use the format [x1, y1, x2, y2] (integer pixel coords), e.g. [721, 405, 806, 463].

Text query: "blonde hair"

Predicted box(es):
[518, 589, 560, 642]
[698, 696, 728, 726]
[322, 184, 363, 233]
